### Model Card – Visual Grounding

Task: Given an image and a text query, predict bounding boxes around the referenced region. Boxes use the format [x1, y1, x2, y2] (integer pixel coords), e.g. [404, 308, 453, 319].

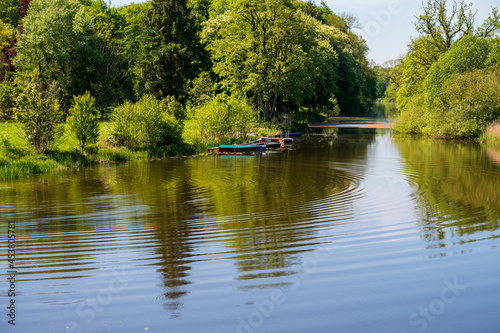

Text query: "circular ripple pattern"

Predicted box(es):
[1, 131, 500, 333]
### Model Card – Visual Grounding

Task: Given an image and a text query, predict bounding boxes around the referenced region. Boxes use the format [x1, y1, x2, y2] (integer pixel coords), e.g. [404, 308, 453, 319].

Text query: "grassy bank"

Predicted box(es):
[0, 121, 196, 181]
[1, 118, 284, 181]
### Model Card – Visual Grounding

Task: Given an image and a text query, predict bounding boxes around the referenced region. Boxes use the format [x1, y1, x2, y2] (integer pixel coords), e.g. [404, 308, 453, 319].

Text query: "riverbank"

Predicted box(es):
[3, 117, 500, 182]
[0, 119, 280, 181]
[0, 122, 195, 181]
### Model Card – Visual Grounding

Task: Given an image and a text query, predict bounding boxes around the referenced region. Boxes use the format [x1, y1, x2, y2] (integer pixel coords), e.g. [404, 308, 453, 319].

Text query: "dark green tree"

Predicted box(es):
[80, 0, 135, 116]
[142, 0, 204, 101]
[115, 2, 151, 98]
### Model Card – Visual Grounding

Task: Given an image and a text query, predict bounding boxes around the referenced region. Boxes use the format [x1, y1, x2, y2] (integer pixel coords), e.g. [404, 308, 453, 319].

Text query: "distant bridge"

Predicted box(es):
[310, 117, 393, 129]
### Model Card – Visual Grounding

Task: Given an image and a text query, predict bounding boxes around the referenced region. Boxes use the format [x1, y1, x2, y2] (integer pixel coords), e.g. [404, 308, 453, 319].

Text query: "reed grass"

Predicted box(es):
[486, 122, 500, 138]
[0, 157, 58, 181]
[480, 122, 500, 149]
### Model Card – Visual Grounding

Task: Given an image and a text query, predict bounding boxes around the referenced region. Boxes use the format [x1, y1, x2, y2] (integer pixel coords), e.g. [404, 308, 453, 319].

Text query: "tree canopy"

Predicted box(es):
[201, 0, 372, 120]
[14, 0, 95, 110]
[1, 0, 381, 143]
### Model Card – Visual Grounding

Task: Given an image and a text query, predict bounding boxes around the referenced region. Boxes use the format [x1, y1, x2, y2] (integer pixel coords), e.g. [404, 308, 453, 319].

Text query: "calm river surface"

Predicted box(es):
[1, 129, 500, 333]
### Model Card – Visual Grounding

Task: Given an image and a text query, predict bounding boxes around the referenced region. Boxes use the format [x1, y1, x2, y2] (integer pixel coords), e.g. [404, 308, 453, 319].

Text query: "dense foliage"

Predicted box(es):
[193, 94, 256, 142]
[0, 0, 384, 153]
[388, 0, 500, 139]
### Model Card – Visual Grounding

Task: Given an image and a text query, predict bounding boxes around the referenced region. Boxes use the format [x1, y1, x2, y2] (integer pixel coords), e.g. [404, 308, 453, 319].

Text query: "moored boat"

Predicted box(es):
[255, 144, 267, 152]
[218, 144, 258, 154]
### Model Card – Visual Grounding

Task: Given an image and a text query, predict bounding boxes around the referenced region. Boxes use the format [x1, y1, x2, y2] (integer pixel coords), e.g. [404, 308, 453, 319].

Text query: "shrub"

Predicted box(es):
[193, 94, 256, 143]
[161, 95, 186, 122]
[111, 95, 182, 147]
[424, 36, 491, 108]
[15, 75, 61, 154]
[110, 101, 138, 147]
[486, 39, 500, 68]
[67, 91, 100, 152]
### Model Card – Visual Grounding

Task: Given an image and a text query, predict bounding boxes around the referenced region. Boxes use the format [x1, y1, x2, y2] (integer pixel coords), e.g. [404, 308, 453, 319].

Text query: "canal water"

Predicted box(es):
[1, 129, 499, 332]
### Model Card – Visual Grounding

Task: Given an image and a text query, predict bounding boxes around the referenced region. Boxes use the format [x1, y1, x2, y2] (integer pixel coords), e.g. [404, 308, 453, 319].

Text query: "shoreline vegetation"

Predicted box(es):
[3, 114, 500, 182]
[1, 0, 386, 181]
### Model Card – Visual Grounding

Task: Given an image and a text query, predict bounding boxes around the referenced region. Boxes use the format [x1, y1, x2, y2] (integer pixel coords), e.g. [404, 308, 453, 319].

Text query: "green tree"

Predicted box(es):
[414, 0, 499, 53]
[424, 35, 492, 107]
[0, 20, 13, 52]
[80, 0, 135, 116]
[208, 0, 235, 18]
[383, 58, 404, 103]
[398, 0, 500, 110]
[15, 73, 61, 154]
[427, 68, 500, 138]
[415, 0, 476, 52]
[161, 95, 186, 122]
[115, 2, 151, 97]
[0, 18, 15, 116]
[292, 0, 349, 33]
[142, 0, 204, 100]
[396, 36, 500, 138]
[485, 38, 500, 67]
[188, 0, 211, 21]
[67, 91, 100, 153]
[1, 0, 32, 81]
[14, 0, 96, 111]
[0, 19, 13, 82]
[0, 79, 18, 120]
[189, 71, 216, 107]
[397, 36, 442, 109]
[203, 0, 341, 120]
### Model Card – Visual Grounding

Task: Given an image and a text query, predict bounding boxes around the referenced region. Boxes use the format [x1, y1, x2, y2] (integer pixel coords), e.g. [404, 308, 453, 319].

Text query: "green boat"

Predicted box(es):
[218, 144, 257, 153]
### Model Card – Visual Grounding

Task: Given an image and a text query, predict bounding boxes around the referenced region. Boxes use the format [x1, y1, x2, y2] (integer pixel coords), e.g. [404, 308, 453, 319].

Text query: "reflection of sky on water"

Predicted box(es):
[1, 129, 500, 333]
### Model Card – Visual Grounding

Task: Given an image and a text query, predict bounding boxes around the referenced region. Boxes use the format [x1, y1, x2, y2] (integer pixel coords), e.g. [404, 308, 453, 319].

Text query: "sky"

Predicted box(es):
[109, 0, 499, 65]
